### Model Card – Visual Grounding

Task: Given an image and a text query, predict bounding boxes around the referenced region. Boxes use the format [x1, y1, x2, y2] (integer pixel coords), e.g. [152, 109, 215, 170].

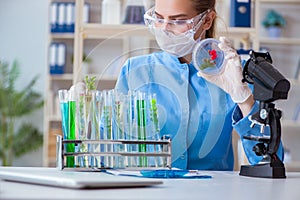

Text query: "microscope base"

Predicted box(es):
[239, 163, 286, 178]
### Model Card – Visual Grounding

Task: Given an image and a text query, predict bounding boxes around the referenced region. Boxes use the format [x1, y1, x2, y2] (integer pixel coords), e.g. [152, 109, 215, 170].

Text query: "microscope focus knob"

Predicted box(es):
[252, 143, 267, 156]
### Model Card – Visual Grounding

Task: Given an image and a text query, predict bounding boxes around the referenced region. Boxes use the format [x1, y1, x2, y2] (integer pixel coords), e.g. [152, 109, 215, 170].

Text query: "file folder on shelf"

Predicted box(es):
[50, 2, 89, 33]
[49, 43, 66, 74]
[230, 0, 251, 27]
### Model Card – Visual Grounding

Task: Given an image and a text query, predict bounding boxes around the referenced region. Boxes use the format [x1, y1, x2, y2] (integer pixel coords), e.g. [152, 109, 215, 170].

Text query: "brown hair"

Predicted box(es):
[191, 0, 216, 38]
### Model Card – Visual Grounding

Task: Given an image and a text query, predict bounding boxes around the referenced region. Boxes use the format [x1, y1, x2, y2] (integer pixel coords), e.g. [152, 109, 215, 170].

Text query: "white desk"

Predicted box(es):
[0, 167, 300, 200]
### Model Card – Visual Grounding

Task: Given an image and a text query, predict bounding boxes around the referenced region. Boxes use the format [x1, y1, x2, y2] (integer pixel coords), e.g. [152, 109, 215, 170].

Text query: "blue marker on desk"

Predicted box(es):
[103, 168, 212, 179]
[140, 169, 212, 179]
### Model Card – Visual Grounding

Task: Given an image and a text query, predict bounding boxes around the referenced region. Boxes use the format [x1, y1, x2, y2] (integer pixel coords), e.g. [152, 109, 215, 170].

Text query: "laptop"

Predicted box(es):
[0, 167, 163, 189]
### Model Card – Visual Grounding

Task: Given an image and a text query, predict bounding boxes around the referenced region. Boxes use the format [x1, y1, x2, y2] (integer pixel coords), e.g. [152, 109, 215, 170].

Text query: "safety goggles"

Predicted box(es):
[144, 7, 210, 34]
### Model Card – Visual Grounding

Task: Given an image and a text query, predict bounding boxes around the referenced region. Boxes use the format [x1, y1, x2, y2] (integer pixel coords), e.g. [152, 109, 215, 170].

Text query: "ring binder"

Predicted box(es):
[230, 0, 251, 27]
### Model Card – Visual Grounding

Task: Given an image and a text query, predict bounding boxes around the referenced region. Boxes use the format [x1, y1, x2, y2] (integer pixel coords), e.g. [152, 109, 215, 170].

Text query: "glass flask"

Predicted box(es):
[123, 0, 146, 24]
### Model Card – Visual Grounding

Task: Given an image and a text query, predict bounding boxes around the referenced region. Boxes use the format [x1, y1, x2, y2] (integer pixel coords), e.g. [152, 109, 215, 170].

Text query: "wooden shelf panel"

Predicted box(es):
[82, 24, 257, 40]
[49, 115, 62, 122]
[50, 25, 257, 42]
[260, 0, 300, 4]
[49, 73, 73, 81]
[260, 37, 300, 45]
[226, 27, 256, 34]
[217, 27, 257, 41]
[82, 24, 154, 39]
[51, 33, 74, 39]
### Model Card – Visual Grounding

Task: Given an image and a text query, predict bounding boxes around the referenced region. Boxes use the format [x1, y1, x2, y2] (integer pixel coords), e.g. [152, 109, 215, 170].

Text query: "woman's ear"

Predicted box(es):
[202, 11, 216, 30]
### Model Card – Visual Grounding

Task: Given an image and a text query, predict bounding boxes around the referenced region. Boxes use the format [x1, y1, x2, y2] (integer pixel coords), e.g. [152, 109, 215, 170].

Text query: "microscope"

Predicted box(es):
[240, 50, 290, 178]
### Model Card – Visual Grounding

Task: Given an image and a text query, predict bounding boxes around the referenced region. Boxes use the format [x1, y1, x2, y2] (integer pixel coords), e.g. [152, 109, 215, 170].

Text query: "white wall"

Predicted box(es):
[0, 0, 48, 166]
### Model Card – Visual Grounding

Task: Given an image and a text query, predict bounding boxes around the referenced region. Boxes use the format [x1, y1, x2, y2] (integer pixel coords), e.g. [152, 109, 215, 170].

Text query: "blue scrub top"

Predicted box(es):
[115, 51, 283, 170]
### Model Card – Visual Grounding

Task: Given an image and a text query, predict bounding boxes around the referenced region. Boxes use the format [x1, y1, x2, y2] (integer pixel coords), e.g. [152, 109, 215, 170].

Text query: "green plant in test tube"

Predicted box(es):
[91, 90, 103, 167]
[79, 76, 97, 167]
[91, 91, 101, 140]
[115, 100, 122, 137]
[103, 107, 112, 139]
[84, 76, 97, 91]
[113, 93, 127, 168]
[77, 92, 89, 167]
[103, 104, 112, 167]
[102, 90, 113, 167]
[84, 76, 97, 140]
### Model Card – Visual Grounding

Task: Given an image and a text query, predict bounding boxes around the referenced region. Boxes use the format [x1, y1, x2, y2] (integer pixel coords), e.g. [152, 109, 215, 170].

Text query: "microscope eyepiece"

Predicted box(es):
[242, 50, 290, 102]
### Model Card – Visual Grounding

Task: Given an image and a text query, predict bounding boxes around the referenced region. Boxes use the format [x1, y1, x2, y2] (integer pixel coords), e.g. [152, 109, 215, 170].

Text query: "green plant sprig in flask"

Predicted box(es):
[78, 75, 97, 167]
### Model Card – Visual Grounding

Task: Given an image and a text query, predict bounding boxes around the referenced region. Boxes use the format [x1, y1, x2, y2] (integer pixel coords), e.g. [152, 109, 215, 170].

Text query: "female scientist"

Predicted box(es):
[114, 0, 283, 170]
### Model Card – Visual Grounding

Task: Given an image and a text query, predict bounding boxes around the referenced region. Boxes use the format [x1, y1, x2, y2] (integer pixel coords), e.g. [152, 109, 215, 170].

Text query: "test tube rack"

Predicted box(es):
[56, 135, 172, 170]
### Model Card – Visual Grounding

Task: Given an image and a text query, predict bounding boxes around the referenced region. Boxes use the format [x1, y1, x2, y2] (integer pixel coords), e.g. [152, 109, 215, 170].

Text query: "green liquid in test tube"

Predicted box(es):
[67, 89, 76, 167]
[137, 97, 147, 167]
[150, 98, 159, 134]
[150, 95, 162, 167]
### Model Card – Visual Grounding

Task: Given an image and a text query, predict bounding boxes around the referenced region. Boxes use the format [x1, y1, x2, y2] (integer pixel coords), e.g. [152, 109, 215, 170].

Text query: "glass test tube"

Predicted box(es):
[67, 88, 76, 167]
[102, 90, 113, 168]
[148, 93, 162, 167]
[112, 92, 126, 168]
[136, 92, 147, 167]
[58, 90, 70, 167]
[76, 90, 89, 167]
[126, 91, 138, 168]
[58, 90, 69, 140]
[91, 90, 103, 168]
[84, 91, 94, 167]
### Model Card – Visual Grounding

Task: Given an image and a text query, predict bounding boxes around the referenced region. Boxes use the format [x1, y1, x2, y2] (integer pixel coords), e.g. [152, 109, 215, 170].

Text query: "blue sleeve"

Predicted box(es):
[232, 102, 284, 164]
[114, 59, 130, 93]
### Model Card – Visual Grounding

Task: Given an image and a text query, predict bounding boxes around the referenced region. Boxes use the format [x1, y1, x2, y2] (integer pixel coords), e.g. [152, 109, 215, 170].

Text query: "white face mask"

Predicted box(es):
[153, 28, 205, 58]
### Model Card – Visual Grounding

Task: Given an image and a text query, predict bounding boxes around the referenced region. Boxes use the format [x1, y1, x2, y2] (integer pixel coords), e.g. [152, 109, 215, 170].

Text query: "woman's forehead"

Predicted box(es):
[154, 0, 197, 18]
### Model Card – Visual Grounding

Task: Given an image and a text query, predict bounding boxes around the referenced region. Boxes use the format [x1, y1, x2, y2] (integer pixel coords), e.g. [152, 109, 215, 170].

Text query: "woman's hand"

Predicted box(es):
[197, 37, 252, 104]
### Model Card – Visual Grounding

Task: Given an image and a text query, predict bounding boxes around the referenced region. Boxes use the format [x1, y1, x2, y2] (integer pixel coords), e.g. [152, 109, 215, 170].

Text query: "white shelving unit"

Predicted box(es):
[44, 0, 300, 169]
